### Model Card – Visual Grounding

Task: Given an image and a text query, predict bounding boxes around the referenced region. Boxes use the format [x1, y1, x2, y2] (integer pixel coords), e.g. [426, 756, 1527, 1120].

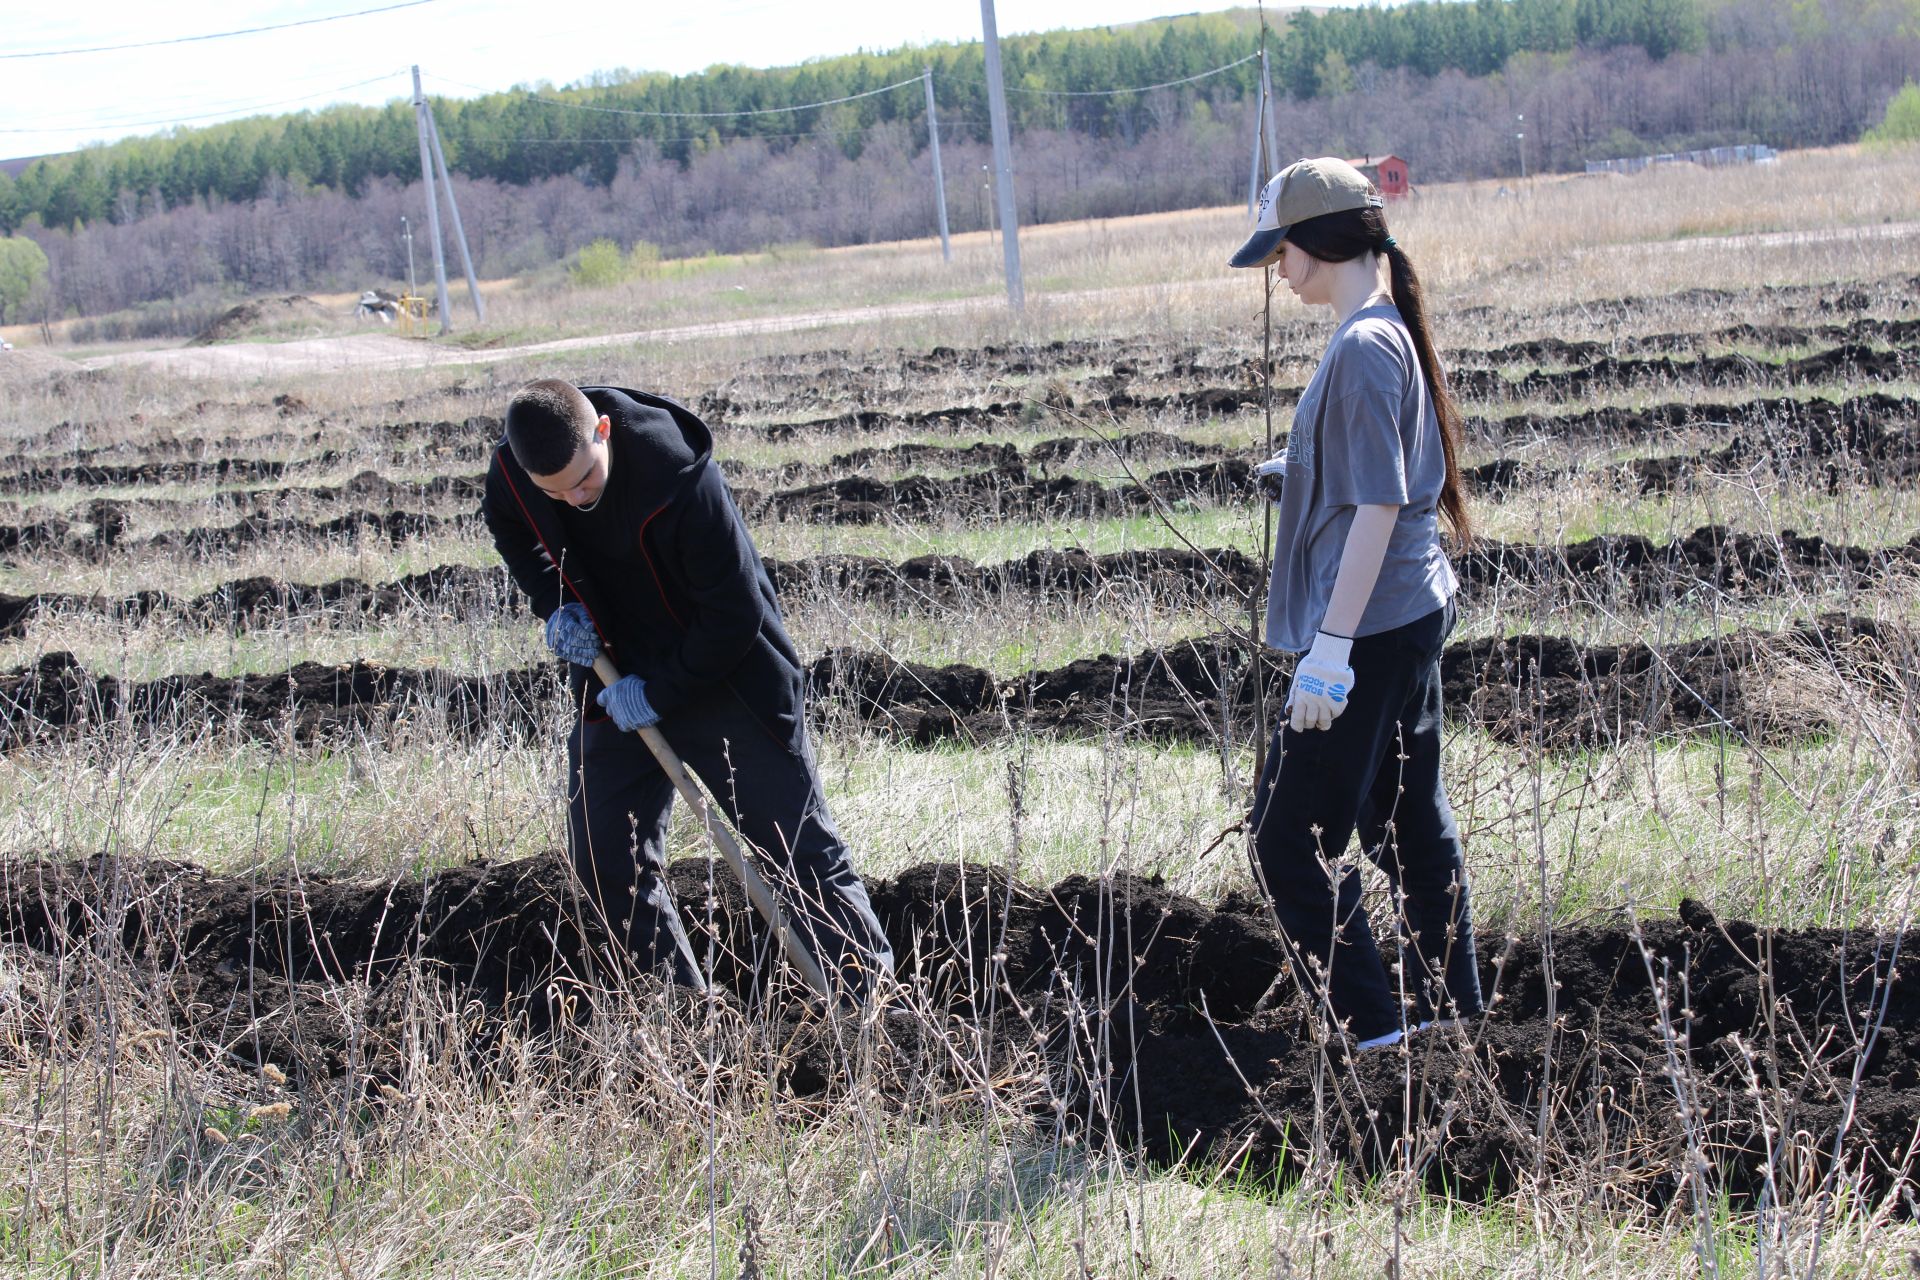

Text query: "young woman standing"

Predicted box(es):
[1230, 157, 1481, 1051]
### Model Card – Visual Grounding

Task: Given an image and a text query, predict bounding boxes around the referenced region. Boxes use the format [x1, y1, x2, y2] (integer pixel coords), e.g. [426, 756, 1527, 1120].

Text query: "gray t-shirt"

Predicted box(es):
[1265, 302, 1458, 654]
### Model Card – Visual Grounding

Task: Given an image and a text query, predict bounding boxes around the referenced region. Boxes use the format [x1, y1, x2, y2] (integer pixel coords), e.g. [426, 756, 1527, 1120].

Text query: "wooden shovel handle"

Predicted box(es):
[589, 654, 832, 998]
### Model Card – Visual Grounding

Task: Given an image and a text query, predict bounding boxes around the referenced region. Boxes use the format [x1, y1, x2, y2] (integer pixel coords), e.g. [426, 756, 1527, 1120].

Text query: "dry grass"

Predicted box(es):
[4, 144, 1920, 1277]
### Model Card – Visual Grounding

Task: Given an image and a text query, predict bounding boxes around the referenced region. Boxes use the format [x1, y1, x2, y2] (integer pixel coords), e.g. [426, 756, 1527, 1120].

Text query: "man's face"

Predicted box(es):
[529, 414, 612, 508]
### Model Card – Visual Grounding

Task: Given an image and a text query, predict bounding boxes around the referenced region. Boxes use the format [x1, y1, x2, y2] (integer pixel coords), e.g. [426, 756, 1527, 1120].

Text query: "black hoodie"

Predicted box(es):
[482, 386, 803, 728]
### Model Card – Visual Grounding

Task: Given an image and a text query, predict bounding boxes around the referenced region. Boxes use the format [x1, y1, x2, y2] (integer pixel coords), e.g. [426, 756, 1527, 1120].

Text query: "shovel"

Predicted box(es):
[590, 653, 833, 999]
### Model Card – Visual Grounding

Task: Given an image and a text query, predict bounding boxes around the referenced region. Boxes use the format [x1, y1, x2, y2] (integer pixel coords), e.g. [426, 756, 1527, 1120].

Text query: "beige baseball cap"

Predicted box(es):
[1229, 157, 1384, 268]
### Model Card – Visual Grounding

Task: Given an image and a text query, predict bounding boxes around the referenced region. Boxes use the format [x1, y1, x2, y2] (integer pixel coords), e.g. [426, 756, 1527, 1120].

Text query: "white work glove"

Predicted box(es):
[1254, 456, 1286, 504]
[1287, 631, 1354, 732]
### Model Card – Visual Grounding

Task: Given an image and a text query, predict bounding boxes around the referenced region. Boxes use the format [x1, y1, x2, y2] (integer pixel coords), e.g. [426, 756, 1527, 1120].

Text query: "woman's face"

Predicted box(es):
[1277, 241, 1330, 306]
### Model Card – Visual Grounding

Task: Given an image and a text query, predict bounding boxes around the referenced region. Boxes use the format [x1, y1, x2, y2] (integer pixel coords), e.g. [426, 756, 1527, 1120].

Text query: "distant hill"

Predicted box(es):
[0, 155, 59, 179]
[0, 0, 1771, 230]
[4, 0, 1915, 325]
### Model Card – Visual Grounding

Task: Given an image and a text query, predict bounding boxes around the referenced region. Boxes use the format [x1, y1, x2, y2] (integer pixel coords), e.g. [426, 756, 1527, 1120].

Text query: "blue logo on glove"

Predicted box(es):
[1296, 673, 1349, 705]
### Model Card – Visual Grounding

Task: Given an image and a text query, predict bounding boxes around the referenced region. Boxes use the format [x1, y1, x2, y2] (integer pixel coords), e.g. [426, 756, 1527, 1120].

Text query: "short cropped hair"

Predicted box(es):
[506, 379, 596, 476]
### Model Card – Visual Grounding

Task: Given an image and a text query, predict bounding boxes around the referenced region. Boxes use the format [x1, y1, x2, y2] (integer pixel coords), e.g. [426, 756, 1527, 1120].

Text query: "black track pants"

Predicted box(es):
[1250, 600, 1482, 1042]
[565, 691, 894, 999]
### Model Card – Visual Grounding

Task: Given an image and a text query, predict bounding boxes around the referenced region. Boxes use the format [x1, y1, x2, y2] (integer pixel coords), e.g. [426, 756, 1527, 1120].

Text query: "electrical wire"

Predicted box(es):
[0, 73, 405, 133]
[1005, 52, 1258, 95]
[2, 0, 441, 60]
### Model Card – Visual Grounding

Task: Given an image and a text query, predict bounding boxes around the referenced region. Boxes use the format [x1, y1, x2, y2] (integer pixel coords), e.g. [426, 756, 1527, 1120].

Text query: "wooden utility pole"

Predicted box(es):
[411, 64, 452, 334]
[1247, 77, 1266, 214]
[1258, 49, 1281, 181]
[424, 101, 486, 322]
[979, 0, 1023, 311]
[923, 67, 952, 262]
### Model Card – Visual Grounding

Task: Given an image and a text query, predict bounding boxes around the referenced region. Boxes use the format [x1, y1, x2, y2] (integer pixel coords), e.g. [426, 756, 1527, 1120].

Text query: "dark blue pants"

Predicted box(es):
[566, 689, 894, 999]
[1250, 601, 1482, 1041]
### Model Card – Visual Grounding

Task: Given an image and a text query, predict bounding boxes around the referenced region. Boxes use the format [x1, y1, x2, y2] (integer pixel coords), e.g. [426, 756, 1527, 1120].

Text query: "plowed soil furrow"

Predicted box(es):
[1448, 341, 1919, 402]
[9, 381, 1914, 522]
[0, 508, 462, 559]
[7, 526, 1916, 642]
[1, 615, 1905, 751]
[14, 390, 1914, 557]
[0, 416, 505, 494]
[0, 456, 1254, 554]
[8, 400, 1918, 559]
[734, 458, 1253, 524]
[5, 851, 1916, 1198]
[1476, 390, 1920, 446]
[695, 300, 1919, 412]
[811, 614, 1908, 748]
[0, 431, 1222, 528]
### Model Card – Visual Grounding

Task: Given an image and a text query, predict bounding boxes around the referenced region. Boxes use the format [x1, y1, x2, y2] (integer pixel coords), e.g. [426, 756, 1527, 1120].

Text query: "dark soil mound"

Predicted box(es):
[6, 851, 1917, 1199]
[0, 651, 550, 748]
[19, 520, 1915, 642]
[1452, 342, 1919, 403]
[0, 455, 296, 498]
[4, 615, 1909, 752]
[737, 458, 1253, 525]
[0, 508, 466, 562]
[808, 614, 1912, 749]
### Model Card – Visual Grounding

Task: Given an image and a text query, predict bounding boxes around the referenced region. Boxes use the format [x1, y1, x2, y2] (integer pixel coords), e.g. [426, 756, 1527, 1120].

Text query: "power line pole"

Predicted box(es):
[401, 216, 415, 296]
[1247, 77, 1266, 214]
[1258, 48, 1281, 180]
[411, 64, 452, 335]
[922, 66, 952, 263]
[424, 99, 486, 322]
[979, 0, 1023, 311]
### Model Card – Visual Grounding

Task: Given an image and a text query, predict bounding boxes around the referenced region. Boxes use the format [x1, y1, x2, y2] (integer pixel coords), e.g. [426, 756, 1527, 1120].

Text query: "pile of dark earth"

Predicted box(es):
[0, 613, 1909, 752]
[4, 852, 1914, 1201]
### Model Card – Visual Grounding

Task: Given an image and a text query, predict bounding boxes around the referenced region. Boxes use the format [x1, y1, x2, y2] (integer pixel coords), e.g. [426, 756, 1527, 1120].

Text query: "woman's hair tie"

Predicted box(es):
[1380, 235, 1398, 250]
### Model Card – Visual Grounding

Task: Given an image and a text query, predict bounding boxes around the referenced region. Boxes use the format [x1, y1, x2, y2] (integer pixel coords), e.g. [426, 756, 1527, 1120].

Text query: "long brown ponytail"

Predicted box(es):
[1282, 206, 1473, 546]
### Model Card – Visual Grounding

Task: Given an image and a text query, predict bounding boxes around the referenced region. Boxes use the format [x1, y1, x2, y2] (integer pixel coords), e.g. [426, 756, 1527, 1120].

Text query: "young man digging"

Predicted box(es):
[482, 378, 894, 1003]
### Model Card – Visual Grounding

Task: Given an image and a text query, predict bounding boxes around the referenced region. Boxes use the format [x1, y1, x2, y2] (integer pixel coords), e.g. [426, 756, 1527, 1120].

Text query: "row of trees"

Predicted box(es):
[5, 0, 1917, 326]
[8, 0, 1882, 235]
[22, 26, 1916, 327]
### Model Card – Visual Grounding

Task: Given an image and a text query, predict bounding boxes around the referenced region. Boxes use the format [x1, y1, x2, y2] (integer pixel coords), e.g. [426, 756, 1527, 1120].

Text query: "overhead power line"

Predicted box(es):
[1, 0, 441, 60]
[1006, 52, 1259, 95]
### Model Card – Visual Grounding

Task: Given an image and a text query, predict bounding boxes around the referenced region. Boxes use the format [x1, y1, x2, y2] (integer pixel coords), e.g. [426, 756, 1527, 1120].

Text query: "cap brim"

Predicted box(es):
[1228, 224, 1288, 269]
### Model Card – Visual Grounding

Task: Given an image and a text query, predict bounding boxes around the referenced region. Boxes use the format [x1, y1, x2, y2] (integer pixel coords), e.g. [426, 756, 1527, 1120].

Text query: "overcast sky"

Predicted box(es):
[2, 0, 1268, 162]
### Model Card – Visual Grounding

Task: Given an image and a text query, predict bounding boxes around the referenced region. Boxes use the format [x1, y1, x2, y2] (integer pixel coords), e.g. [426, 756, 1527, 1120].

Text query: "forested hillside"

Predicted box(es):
[4, 0, 1916, 327]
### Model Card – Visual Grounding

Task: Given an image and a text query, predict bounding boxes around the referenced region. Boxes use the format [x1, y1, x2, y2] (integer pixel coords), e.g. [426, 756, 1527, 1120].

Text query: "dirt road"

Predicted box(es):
[76, 217, 1919, 380]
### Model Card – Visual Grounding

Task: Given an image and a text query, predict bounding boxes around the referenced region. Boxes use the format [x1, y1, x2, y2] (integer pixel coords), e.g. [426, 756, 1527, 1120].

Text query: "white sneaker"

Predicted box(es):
[1355, 1029, 1404, 1052]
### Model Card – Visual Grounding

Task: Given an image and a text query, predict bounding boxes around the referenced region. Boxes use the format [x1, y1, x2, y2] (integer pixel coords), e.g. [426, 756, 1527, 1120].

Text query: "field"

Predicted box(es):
[3, 147, 1920, 1276]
